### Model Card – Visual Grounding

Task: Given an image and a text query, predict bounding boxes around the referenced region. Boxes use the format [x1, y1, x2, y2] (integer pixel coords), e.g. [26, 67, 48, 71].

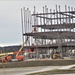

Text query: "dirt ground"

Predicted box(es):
[0, 59, 75, 68]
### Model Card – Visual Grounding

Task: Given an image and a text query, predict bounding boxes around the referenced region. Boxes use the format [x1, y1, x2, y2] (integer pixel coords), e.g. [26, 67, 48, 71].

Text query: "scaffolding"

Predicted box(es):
[21, 5, 75, 59]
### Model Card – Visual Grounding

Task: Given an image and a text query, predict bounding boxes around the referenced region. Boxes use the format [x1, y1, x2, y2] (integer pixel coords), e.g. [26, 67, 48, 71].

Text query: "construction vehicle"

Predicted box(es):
[0, 50, 25, 62]
[2, 55, 12, 63]
[15, 36, 29, 61]
[52, 52, 62, 59]
[1, 50, 27, 62]
[0, 52, 13, 63]
[0, 48, 36, 62]
[53, 54, 61, 59]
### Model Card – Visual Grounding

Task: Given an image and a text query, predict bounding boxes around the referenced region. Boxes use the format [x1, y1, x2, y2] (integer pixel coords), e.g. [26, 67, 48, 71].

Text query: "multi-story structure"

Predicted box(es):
[21, 5, 75, 59]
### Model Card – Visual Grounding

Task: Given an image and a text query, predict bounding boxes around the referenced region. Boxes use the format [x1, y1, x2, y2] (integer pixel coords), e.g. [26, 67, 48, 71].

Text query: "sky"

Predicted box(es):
[0, 0, 75, 47]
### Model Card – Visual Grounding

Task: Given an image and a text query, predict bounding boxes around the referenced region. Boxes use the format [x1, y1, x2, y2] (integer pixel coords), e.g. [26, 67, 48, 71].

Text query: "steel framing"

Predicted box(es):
[21, 5, 75, 58]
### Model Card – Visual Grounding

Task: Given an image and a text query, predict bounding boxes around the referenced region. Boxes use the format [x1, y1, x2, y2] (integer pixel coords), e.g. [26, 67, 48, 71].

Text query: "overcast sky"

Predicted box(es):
[0, 0, 75, 47]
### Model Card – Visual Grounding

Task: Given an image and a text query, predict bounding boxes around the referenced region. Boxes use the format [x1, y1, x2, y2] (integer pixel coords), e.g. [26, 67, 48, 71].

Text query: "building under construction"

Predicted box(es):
[21, 5, 75, 59]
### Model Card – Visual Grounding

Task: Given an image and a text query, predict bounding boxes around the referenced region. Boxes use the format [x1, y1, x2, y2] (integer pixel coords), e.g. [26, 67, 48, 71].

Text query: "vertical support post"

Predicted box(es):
[43, 6, 45, 26]
[56, 5, 58, 24]
[29, 10, 32, 45]
[34, 6, 36, 26]
[56, 5, 59, 50]
[65, 5, 67, 24]
[59, 5, 63, 56]
[33, 6, 36, 45]
[33, 6, 38, 58]
[25, 8, 28, 46]
[45, 5, 47, 45]
[71, 7, 73, 23]
[65, 5, 69, 57]
[40, 13, 42, 32]
[46, 7, 49, 45]
[65, 5, 68, 42]
[23, 7, 26, 33]
[59, 5, 61, 24]
[50, 9, 52, 25]
[21, 8, 24, 45]
[29, 10, 31, 46]
[40, 8, 43, 44]
[27, 8, 30, 46]
[68, 6, 71, 24]
[43, 6, 45, 45]
[53, 10, 55, 24]
[71, 7, 74, 42]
